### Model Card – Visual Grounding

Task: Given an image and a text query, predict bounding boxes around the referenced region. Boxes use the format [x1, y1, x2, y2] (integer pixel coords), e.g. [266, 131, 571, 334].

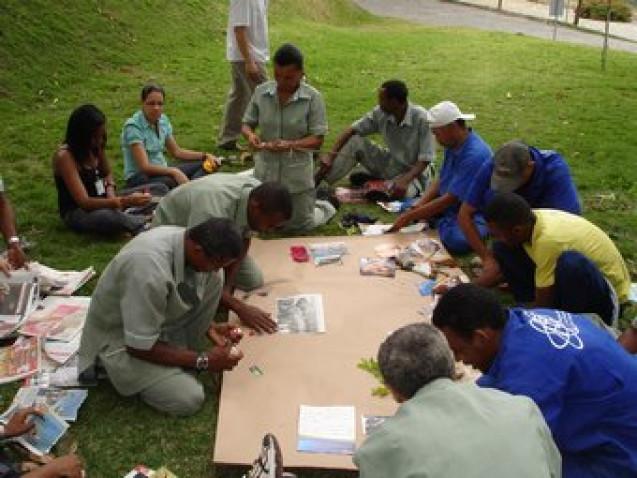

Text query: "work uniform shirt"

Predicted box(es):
[152, 173, 257, 238]
[479, 308, 637, 478]
[243, 81, 327, 194]
[121, 111, 173, 180]
[466, 147, 581, 213]
[352, 103, 435, 174]
[226, 0, 269, 63]
[78, 226, 223, 395]
[438, 130, 492, 216]
[525, 209, 630, 302]
[354, 378, 561, 478]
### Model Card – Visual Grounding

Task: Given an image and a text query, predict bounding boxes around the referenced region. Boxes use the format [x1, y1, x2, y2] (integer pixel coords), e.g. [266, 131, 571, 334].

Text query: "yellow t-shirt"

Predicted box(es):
[524, 209, 631, 302]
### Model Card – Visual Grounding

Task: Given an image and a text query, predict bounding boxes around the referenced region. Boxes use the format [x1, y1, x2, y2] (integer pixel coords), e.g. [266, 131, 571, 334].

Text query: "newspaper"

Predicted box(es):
[28, 262, 95, 296]
[0, 273, 39, 338]
[275, 294, 325, 334]
[0, 336, 40, 385]
[21, 296, 90, 341]
[26, 356, 84, 388]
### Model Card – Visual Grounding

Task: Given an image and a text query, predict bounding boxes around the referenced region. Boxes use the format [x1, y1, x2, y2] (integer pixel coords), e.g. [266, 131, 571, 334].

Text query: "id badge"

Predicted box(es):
[95, 178, 106, 195]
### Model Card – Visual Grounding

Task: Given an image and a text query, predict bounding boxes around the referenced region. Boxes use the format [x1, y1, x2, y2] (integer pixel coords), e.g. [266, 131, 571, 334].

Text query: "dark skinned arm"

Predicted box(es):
[534, 286, 555, 309]
[392, 161, 429, 198]
[126, 341, 241, 373]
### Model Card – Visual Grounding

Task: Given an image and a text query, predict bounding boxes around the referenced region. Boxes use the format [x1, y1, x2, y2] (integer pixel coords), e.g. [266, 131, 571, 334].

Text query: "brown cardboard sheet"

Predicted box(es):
[214, 232, 463, 470]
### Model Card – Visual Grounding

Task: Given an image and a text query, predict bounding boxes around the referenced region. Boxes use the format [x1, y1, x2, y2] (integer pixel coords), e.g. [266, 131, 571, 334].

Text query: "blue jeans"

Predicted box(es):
[126, 162, 206, 190]
[436, 212, 488, 255]
[494, 245, 616, 325]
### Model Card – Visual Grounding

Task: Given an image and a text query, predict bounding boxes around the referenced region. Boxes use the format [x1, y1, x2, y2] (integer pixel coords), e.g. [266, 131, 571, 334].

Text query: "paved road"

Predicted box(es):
[353, 0, 637, 53]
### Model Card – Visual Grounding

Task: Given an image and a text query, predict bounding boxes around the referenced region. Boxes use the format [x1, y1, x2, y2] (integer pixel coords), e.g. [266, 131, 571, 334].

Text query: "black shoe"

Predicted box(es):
[218, 140, 238, 151]
[316, 187, 340, 210]
[349, 172, 380, 187]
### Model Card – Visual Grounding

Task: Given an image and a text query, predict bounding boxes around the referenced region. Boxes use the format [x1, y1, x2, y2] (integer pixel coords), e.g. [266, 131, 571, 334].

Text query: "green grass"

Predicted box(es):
[1, 0, 636, 476]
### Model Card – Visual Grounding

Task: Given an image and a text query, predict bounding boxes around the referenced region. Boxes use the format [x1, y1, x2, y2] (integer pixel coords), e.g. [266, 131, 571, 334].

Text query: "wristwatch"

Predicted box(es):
[7, 236, 19, 248]
[195, 352, 209, 371]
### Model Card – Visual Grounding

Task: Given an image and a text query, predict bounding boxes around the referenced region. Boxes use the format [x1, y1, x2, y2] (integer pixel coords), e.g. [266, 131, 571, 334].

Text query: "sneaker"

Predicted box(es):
[243, 434, 296, 478]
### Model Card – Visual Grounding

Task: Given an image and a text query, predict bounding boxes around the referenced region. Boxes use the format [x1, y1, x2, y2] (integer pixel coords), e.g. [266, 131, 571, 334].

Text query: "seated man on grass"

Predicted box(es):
[459, 140, 581, 286]
[354, 322, 560, 478]
[388, 101, 492, 254]
[482, 192, 631, 325]
[433, 284, 637, 478]
[152, 173, 293, 333]
[315, 80, 435, 199]
[79, 218, 246, 416]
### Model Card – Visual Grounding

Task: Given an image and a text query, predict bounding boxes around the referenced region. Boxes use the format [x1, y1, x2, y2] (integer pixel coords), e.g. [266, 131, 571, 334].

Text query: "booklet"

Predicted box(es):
[359, 258, 397, 278]
[28, 262, 95, 296]
[275, 294, 326, 334]
[0, 404, 69, 456]
[297, 405, 356, 455]
[0, 336, 40, 385]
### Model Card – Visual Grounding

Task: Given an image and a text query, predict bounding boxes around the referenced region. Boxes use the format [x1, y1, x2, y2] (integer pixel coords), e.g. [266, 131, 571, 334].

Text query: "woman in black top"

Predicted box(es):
[52, 104, 167, 236]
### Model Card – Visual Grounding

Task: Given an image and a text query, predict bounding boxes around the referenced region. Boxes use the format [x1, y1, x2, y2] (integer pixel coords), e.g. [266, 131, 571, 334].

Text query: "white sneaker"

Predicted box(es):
[243, 433, 296, 478]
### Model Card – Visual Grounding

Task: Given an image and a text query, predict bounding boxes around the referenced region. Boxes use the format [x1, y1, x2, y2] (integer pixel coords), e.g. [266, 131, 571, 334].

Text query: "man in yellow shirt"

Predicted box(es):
[483, 193, 630, 325]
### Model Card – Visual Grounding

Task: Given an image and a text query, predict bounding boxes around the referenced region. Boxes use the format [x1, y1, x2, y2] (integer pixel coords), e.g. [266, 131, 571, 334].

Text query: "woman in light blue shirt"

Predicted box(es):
[122, 84, 218, 190]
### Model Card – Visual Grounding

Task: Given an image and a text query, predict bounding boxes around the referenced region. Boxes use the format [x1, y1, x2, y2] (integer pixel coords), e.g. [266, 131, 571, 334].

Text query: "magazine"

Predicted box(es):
[0, 404, 69, 456]
[359, 258, 397, 278]
[44, 335, 81, 365]
[9, 386, 88, 422]
[0, 336, 40, 385]
[361, 415, 389, 436]
[0, 279, 39, 324]
[28, 262, 95, 296]
[275, 294, 325, 334]
[308, 242, 348, 265]
[297, 405, 356, 455]
[26, 356, 86, 388]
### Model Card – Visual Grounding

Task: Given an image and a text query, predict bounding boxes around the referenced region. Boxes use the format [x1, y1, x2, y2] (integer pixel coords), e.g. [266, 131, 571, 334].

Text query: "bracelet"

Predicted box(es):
[195, 352, 209, 371]
[7, 236, 19, 247]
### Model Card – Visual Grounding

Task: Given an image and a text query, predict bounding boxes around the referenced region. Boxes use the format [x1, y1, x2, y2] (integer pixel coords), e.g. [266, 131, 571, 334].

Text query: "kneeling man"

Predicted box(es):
[79, 218, 245, 416]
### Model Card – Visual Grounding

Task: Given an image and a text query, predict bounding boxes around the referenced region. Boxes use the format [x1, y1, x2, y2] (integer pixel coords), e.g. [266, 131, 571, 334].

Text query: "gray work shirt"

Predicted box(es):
[152, 173, 258, 238]
[243, 81, 328, 194]
[352, 103, 435, 171]
[78, 226, 223, 395]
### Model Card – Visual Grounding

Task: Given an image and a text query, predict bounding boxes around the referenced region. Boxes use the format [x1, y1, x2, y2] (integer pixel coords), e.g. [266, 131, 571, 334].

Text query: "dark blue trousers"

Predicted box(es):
[436, 212, 488, 255]
[494, 244, 616, 325]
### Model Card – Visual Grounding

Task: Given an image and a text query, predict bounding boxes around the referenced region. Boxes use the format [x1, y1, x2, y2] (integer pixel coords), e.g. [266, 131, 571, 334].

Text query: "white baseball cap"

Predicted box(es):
[427, 101, 476, 128]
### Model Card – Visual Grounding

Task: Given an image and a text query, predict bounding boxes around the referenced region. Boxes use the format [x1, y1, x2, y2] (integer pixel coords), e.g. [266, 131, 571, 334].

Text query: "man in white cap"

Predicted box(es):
[315, 80, 435, 198]
[389, 101, 492, 254]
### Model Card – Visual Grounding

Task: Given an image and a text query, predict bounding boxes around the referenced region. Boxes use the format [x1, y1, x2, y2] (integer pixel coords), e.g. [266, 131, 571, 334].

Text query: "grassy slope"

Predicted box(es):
[1, 0, 636, 476]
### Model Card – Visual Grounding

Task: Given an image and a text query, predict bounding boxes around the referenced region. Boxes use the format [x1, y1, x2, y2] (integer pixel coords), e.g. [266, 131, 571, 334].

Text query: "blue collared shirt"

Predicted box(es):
[438, 130, 492, 215]
[479, 308, 637, 478]
[466, 147, 581, 214]
[121, 110, 174, 180]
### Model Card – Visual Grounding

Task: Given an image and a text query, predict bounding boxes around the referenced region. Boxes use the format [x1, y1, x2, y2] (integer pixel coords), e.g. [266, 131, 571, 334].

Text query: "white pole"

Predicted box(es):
[601, 0, 611, 71]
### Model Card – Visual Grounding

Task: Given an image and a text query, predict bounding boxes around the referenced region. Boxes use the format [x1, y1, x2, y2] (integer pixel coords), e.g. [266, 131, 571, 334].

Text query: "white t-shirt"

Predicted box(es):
[226, 0, 269, 63]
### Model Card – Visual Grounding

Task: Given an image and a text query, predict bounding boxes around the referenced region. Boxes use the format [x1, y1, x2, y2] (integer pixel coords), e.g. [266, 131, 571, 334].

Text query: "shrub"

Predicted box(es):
[579, 0, 633, 22]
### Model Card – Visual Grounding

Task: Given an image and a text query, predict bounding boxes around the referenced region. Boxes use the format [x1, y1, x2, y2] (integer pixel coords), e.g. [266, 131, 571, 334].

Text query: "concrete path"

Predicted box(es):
[353, 0, 637, 53]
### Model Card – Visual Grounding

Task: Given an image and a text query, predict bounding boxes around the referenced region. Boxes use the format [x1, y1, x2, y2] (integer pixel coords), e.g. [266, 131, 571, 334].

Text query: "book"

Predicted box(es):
[359, 258, 397, 278]
[0, 336, 40, 385]
[297, 405, 356, 455]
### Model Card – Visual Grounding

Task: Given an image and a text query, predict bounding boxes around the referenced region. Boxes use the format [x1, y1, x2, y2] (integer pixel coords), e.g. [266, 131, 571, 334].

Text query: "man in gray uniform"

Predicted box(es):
[79, 218, 245, 416]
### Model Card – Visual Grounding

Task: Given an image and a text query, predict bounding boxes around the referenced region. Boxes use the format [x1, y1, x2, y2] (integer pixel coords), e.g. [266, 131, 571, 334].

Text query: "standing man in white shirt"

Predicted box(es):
[217, 0, 269, 151]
